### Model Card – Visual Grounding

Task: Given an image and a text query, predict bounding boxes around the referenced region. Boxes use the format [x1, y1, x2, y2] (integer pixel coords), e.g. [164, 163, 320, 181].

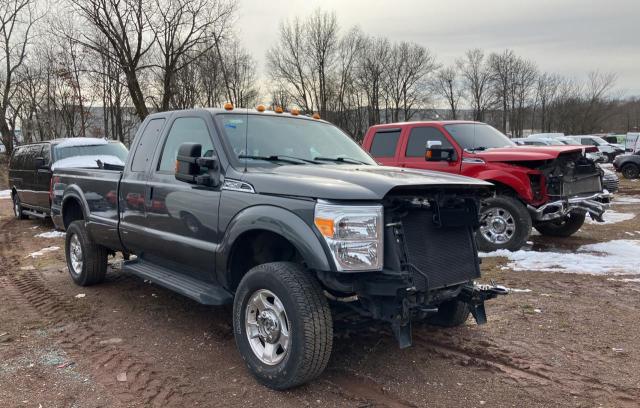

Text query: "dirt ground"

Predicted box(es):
[1, 165, 640, 407]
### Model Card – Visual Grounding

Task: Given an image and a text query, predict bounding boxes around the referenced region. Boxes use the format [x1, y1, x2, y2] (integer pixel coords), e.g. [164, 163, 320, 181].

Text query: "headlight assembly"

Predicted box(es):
[314, 203, 383, 271]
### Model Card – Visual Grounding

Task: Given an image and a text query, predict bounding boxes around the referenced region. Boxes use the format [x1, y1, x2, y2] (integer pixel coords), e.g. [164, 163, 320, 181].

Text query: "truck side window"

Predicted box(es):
[158, 117, 213, 173]
[10, 147, 24, 168]
[370, 130, 400, 157]
[40, 144, 50, 165]
[131, 118, 165, 172]
[406, 127, 454, 157]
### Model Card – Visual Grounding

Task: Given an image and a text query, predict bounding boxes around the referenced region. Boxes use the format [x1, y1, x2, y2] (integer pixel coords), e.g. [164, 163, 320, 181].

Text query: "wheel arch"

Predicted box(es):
[61, 188, 89, 229]
[217, 205, 332, 291]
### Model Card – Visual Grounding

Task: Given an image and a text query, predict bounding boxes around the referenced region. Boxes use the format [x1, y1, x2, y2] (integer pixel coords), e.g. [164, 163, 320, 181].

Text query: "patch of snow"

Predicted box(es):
[608, 278, 640, 283]
[613, 195, 640, 205]
[0, 189, 11, 199]
[35, 231, 65, 239]
[51, 155, 124, 170]
[480, 239, 640, 275]
[585, 210, 635, 225]
[74, 293, 86, 298]
[55, 137, 107, 148]
[27, 246, 60, 258]
[507, 288, 532, 293]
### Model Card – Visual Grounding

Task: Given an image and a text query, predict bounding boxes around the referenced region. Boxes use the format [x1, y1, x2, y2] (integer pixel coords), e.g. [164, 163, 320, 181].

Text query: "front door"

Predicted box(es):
[398, 126, 461, 173]
[144, 114, 221, 282]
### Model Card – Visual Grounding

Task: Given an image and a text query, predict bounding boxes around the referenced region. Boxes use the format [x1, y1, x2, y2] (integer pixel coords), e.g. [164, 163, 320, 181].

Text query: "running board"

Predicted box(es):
[123, 260, 233, 305]
[21, 209, 48, 219]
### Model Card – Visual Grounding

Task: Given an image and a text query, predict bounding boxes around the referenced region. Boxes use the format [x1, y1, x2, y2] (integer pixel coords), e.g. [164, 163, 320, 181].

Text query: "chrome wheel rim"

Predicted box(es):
[14, 199, 19, 218]
[69, 234, 83, 276]
[245, 289, 290, 365]
[480, 207, 516, 244]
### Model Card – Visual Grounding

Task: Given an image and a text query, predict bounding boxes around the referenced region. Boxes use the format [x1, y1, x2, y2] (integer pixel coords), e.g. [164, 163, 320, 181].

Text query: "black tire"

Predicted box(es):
[621, 163, 640, 179]
[476, 195, 532, 252]
[534, 212, 586, 237]
[65, 220, 108, 286]
[12, 194, 28, 220]
[233, 262, 333, 390]
[428, 299, 470, 327]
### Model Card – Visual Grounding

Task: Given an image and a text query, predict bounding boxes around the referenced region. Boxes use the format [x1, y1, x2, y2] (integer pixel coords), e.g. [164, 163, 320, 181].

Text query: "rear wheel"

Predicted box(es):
[534, 212, 586, 237]
[233, 262, 333, 390]
[65, 220, 108, 286]
[476, 195, 531, 252]
[13, 195, 27, 220]
[428, 299, 470, 327]
[621, 163, 639, 179]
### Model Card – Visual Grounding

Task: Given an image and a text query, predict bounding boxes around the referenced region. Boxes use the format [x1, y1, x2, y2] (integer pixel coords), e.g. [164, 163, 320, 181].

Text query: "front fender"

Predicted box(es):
[468, 169, 534, 202]
[216, 205, 333, 286]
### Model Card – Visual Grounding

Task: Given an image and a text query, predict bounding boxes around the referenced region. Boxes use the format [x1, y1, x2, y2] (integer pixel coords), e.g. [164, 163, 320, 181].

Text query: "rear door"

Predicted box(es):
[398, 125, 461, 174]
[20, 145, 40, 206]
[119, 116, 167, 254]
[9, 147, 26, 201]
[366, 128, 402, 166]
[143, 113, 221, 281]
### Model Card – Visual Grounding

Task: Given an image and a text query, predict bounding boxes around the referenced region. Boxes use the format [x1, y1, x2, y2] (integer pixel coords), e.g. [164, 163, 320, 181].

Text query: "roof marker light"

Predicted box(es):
[224, 102, 233, 110]
[256, 104, 266, 112]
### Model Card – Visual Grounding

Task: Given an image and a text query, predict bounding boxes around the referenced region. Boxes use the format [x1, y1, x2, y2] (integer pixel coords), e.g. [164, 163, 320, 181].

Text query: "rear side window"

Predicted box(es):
[131, 118, 165, 172]
[22, 145, 41, 171]
[406, 127, 454, 157]
[370, 130, 400, 157]
[158, 117, 213, 173]
[40, 144, 51, 165]
[10, 147, 25, 168]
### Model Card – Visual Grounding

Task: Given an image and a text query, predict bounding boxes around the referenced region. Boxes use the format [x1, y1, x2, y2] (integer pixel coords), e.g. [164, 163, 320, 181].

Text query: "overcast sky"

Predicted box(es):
[236, 0, 640, 96]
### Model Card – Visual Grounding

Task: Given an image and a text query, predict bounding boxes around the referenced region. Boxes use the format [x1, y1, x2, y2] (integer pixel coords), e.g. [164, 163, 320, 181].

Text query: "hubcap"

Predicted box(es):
[69, 234, 83, 276]
[14, 200, 19, 217]
[245, 289, 290, 365]
[480, 207, 516, 244]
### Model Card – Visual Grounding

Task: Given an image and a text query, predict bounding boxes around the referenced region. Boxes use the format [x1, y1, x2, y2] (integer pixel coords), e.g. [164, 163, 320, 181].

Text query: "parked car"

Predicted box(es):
[8, 138, 128, 220]
[51, 108, 506, 390]
[520, 136, 606, 162]
[625, 132, 640, 152]
[567, 135, 624, 162]
[362, 121, 609, 252]
[613, 151, 640, 179]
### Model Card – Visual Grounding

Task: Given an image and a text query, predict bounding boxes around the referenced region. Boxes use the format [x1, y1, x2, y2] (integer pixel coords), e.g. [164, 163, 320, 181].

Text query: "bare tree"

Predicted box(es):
[70, 0, 155, 122]
[357, 36, 390, 125]
[458, 48, 494, 122]
[431, 65, 463, 119]
[305, 9, 339, 118]
[0, 0, 41, 154]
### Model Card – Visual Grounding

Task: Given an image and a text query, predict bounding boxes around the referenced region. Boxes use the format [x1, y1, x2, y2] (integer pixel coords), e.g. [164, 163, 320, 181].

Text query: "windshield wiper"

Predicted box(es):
[238, 155, 317, 165]
[313, 156, 369, 165]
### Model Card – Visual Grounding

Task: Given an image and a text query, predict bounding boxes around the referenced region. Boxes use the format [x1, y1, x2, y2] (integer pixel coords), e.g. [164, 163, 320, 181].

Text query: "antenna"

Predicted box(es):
[244, 106, 249, 173]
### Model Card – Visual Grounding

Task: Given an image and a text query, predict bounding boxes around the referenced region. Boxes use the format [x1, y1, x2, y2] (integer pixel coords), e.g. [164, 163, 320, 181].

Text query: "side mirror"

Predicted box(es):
[175, 143, 219, 187]
[34, 157, 46, 168]
[425, 140, 456, 162]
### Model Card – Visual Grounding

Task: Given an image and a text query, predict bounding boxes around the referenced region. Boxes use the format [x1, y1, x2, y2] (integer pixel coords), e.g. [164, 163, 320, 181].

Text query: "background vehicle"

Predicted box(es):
[625, 132, 640, 152]
[567, 135, 624, 162]
[613, 151, 640, 179]
[362, 121, 609, 252]
[518, 136, 606, 162]
[51, 108, 504, 390]
[8, 138, 127, 220]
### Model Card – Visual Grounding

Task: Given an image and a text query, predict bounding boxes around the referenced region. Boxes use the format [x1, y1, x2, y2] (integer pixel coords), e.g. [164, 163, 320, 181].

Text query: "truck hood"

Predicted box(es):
[470, 145, 595, 162]
[243, 165, 492, 200]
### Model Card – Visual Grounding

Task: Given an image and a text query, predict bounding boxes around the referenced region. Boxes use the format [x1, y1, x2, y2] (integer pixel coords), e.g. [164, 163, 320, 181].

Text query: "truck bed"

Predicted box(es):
[51, 167, 123, 251]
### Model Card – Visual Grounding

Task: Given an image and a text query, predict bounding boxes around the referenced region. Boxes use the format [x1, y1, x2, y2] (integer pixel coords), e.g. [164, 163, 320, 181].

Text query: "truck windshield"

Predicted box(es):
[216, 114, 376, 166]
[444, 123, 515, 152]
[54, 142, 129, 162]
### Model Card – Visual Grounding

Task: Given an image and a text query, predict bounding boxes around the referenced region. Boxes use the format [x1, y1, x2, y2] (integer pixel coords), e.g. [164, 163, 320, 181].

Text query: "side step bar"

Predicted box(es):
[21, 209, 48, 219]
[123, 260, 233, 305]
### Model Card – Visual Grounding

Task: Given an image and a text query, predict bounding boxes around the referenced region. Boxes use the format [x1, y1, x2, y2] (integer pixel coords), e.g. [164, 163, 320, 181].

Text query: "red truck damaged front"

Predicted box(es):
[362, 121, 610, 251]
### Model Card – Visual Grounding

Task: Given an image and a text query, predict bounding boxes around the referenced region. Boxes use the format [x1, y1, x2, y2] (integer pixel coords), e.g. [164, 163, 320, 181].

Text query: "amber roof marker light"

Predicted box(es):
[223, 102, 234, 110]
[312, 113, 320, 120]
[290, 108, 300, 116]
[256, 104, 266, 112]
[274, 106, 284, 114]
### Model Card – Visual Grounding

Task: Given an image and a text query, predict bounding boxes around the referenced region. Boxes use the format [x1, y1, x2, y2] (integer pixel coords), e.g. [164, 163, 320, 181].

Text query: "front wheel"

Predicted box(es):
[476, 196, 532, 252]
[534, 212, 586, 237]
[233, 262, 333, 390]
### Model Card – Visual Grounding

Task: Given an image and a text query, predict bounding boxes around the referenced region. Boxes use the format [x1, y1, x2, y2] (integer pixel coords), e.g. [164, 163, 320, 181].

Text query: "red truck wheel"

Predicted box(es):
[476, 196, 531, 252]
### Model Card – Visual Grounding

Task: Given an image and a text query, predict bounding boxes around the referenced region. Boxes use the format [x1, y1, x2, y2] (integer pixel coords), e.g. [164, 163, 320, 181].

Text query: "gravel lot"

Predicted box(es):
[1, 165, 639, 407]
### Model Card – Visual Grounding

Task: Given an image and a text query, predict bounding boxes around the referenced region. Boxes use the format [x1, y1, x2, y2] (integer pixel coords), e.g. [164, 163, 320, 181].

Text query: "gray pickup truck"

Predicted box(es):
[51, 108, 505, 389]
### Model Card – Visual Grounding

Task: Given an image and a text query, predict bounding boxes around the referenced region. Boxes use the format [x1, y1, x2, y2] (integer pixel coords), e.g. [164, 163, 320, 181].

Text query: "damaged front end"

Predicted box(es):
[526, 151, 611, 222]
[318, 187, 507, 348]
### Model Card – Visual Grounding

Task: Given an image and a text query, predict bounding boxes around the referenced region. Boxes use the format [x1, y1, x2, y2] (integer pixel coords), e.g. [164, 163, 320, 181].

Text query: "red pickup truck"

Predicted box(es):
[362, 121, 609, 251]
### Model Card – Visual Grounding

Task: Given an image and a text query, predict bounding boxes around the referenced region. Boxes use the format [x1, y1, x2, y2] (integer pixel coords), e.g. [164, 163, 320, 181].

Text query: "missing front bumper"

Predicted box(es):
[527, 192, 611, 222]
